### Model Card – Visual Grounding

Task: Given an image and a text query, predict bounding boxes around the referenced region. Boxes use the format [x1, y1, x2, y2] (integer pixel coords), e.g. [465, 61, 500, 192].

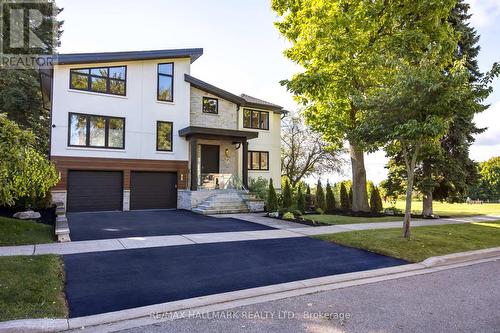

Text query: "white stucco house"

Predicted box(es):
[42, 48, 284, 214]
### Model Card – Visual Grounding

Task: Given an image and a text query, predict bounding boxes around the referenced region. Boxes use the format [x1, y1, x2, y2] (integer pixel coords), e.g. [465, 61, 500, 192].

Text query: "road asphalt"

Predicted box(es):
[119, 259, 500, 333]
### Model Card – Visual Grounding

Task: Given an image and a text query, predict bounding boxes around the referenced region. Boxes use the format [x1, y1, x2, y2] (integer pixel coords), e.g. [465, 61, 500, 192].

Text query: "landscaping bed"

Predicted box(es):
[0, 255, 67, 321]
[0, 216, 55, 246]
[316, 220, 500, 262]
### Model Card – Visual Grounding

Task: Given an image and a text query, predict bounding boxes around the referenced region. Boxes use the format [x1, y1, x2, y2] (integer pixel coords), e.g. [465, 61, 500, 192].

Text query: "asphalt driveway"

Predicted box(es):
[64, 237, 408, 317]
[67, 210, 273, 241]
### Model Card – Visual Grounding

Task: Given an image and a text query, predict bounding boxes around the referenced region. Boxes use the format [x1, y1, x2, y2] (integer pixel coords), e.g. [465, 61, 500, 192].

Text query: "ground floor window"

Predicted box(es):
[248, 151, 269, 170]
[157, 121, 173, 151]
[68, 113, 125, 149]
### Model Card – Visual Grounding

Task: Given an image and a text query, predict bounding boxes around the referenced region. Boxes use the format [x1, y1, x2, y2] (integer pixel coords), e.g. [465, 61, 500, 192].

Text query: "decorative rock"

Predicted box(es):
[13, 210, 41, 220]
[268, 212, 279, 218]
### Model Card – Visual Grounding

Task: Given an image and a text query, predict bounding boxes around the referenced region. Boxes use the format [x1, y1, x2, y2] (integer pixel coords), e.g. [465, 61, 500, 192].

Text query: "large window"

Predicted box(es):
[202, 97, 218, 114]
[157, 121, 173, 151]
[248, 151, 269, 171]
[70, 66, 126, 96]
[243, 109, 269, 130]
[68, 113, 125, 149]
[157, 63, 174, 102]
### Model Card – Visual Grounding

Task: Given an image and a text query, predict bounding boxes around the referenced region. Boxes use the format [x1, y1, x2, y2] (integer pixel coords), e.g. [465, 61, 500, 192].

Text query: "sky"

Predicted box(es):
[57, 0, 500, 184]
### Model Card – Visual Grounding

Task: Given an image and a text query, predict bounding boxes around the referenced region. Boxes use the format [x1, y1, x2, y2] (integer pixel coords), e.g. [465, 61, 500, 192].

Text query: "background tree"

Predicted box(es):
[272, 1, 460, 213]
[0, 115, 59, 207]
[325, 181, 335, 213]
[358, 57, 476, 238]
[340, 183, 349, 211]
[296, 184, 306, 213]
[266, 179, 278, 212]
[282, 179, 293, 209]
[369, 184, 383, 213]
[0, 1, 63, 154]
[315, 180, 326, 211]
[281, 115, 344, 187]
[305, 185, 312, 211]
[383, 0, 491, 215]
[468, 157, 500, 200]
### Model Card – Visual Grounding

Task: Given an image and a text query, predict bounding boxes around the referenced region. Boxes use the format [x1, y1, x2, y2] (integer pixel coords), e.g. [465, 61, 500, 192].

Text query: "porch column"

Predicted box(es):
[242, 140, 248, 189]
[190, 137, 198, 190]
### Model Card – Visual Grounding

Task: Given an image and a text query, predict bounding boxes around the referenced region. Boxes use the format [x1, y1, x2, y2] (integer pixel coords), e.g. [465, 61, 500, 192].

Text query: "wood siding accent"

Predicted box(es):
[51, 156, 188, 190]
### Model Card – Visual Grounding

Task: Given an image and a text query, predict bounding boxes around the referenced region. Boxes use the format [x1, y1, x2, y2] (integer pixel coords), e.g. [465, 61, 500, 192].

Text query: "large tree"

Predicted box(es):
[383, 0, 491, 215]
[0, 0, 63, 155]
[281, 115, 343, 187]
[272, 0, 459, 212]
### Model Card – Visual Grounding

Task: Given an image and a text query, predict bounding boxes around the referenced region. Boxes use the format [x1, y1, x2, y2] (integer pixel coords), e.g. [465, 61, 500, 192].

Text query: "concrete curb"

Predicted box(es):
[1, 247, 499, 332]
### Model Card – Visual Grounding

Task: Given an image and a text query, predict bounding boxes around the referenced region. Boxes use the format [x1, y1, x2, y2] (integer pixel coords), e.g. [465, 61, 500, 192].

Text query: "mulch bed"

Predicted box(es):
[0, 205, 56, 225]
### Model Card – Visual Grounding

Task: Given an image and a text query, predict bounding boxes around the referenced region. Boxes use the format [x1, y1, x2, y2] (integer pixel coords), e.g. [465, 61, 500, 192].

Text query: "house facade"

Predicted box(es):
[45, 48, 283, 213]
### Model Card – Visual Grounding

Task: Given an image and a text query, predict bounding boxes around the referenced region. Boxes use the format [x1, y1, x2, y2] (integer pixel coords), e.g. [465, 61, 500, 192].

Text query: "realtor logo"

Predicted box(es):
[0, 0, 57, 68]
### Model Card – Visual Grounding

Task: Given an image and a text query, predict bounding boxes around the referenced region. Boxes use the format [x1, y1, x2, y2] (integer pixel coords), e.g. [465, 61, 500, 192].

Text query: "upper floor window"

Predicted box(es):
[70, 66, 126, 96]
[202, 97, 218, 114]
[68, 113, 125, 149]
[248, 151, 269, 171]
[157, 63, 174, 102]
[157, 121, 173, 151]
[243, 109, 269, 130]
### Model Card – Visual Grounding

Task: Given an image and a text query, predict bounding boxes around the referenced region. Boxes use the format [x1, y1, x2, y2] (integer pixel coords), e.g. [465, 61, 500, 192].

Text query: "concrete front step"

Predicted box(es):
[193, 207, 250, 215]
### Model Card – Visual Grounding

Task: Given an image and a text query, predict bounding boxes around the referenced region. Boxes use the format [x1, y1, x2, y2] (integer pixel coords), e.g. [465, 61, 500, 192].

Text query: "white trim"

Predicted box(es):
[67, 89, 128, 99]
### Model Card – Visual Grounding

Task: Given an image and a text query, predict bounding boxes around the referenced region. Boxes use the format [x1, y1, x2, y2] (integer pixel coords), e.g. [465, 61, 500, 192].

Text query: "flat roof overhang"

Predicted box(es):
[178, 126, 258, 141]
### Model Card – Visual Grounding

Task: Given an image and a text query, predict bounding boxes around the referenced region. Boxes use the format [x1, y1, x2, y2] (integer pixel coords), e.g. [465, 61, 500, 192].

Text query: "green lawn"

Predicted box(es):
[0, 255, 67, 321]
[316, 221, 500, 262]
[0, 217, 54, 246]
[387, 201, 500, 217]
[304, 214, 402, 225]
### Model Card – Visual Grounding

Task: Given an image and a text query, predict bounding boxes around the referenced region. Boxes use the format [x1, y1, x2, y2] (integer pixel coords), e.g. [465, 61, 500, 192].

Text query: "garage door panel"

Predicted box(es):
[67, 171, 123, 212]
[130, 172, 177, 210]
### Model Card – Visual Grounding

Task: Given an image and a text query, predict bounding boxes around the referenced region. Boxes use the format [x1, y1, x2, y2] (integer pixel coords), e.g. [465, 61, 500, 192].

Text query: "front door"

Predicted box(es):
[201, 144, 220, 174]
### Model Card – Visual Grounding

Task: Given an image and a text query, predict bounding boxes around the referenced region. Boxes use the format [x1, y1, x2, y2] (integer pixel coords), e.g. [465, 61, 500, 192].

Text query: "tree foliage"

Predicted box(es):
[281, 115, 343, 187]
[0, 115, 59, 207]
[369, 183, 383, 213]
[315, 180, 326, 211]
[325, 181, 335, 213]
[282, 178, 293, 209]
[296, 184, 306, 213]
[305, 184, 312, 211]
[340, 183, 349, 211]
[266, 179, 279, 212]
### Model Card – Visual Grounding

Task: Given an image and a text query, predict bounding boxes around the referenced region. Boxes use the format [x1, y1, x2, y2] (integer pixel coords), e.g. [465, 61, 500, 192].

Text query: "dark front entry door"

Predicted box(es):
[130, 172, 177, 210]
[201, 145, 219, 174]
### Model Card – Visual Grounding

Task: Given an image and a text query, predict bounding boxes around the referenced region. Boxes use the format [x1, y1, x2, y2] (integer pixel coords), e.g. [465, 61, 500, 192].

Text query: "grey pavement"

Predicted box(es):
[119, 259, 500, 333]
[0, 214, 498, 256]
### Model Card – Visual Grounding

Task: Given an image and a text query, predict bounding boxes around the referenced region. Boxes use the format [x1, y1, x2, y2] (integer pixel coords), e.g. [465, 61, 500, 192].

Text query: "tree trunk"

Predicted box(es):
[403, 169, 414, 239]
[349, 142, 370, 212]
[422, 160, 433, 217]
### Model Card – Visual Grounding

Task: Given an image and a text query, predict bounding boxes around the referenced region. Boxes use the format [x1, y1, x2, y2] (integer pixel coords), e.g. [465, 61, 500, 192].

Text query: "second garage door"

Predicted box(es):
[130, 172, 177, 210]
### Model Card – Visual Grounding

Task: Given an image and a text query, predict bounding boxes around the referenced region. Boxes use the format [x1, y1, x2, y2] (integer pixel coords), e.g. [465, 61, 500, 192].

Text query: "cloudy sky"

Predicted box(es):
[57, 0, 499, 184]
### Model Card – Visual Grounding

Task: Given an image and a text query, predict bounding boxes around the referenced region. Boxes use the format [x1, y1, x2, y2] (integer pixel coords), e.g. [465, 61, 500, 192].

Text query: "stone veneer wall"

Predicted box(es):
[189, 87, 238, 129]
[178, 190, 220, 210]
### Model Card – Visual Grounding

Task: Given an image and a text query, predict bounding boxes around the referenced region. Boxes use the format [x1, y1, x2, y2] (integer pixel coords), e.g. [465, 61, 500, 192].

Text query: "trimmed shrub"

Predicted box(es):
[370, 186, 384, 213]
[296, 184, 306, 213]
[316, 180, 326, 211]
[326, 181, 335, 213]
[266, 179, 278, 212]
[305, 185, 313, 210]
[315, 207, 324, 215]
[248, 177, 268, 200]
[292, 209, 302, 217]
[340, 183, 349, 211]
[282, 178, 293, 209]
[282, 212, 295, 220]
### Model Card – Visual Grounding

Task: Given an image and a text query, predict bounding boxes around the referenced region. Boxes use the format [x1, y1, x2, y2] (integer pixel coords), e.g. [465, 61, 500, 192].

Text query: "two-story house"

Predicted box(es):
[43, 48, 283, 214]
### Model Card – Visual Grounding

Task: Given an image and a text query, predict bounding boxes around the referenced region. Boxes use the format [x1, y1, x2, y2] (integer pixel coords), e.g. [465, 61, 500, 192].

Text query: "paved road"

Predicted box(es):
[63, 237, 406, 317]
[120, 260, 500, 333]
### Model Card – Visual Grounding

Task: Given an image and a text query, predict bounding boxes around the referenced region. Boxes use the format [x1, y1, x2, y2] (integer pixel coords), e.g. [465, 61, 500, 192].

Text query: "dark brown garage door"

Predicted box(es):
[67, 171, 123, 212]
[130, 172, 177, 210]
